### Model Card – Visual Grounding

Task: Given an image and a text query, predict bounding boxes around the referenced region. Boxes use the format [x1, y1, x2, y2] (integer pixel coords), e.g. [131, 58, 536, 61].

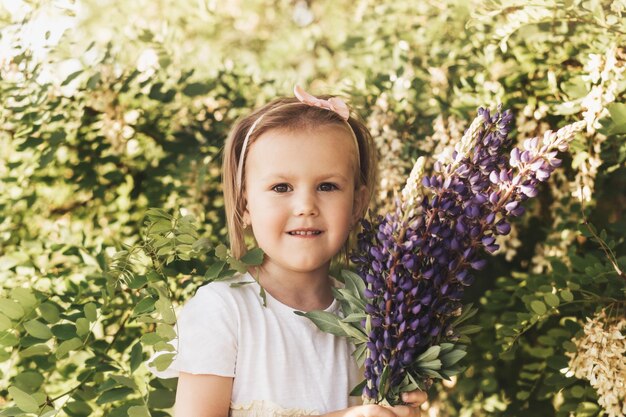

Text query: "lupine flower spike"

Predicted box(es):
[348, 107, 584, 403]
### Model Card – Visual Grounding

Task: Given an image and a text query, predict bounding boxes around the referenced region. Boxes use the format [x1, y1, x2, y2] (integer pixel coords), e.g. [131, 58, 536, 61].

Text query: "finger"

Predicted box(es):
[401, 390, 428, 406]
[359, 404, 399, 417]
[390, 405, 420, 417]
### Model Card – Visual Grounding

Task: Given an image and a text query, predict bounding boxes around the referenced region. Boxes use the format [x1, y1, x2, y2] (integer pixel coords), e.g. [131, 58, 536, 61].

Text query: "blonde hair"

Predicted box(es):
[222, 95, 379, 260]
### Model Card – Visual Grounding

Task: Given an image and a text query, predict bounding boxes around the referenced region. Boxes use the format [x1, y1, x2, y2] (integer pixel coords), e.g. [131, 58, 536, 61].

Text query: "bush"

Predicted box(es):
[0, 1, 624, 416]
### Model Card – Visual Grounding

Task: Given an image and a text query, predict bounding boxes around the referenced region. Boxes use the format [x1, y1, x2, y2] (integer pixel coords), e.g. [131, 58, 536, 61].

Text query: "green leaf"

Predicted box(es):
[156, 324, 176, 340]
[39, 302, 61, 323]
[128, 406, 151, 417]
[570, 385, 585, 398]
[176, 234, 196, 244]
[341, 313, 366, 323]
[56, 337, 83, 359]
[204, 261, 227, 280]
[421, 367, 443, 378]
[607, 102, 626, 134]
[8, 386, 40, 413]
[294, 310, 349, 337]
[416, 345, 441, 363]
[141, 332, 163, 345]
[61, 70, 82, 86]
[110, 375, 138, 390]
[418, 359, 442, 370]
[456, 324, 482, 335]
[530, 300, 547, 315]
[0, 331, 19, 347]
[149, 219, 172, 234]
[228, 257, 248, 274]
[14, 371, 44, 392]
[11, 288, 37, 309]
[96, 387, 134, 405]
[155, 298, 176, 324]
[0, 314, 11, 331]
[192, 237, 212, 253]
[215, 244, 228, 260]
[150, 353, 175, 371]
[402, 372, 422, 391]
[349, 379, 367, 396]
[575, 401, 600, 417]
[562, 340, 577, 352]
[84, 303, 97, 322]
[337, 321, 368, 343]
[51, 323, 78, 340]
[63, 400, 93, 416]
[157, 245, 174, 257]
[128, 274, 148, 290]
[145, 208, 172, 219]
[24, 319, 53, 340]
[0, 298, 24, 320]
[19, 344, 51, 358]
[132, 297, 156, 317]
[76, 318, 90, 337]
[352, 342, 367, 366]
[182, 82, 211, 97]
[440, 349, 467, 367]
[451, 303, 478, 326]
[544, 293, 560, 307]
[341, 270, 366, 299]
[560, 289, 574, 302]
[240, 248, 264, 266]
[130, 342, 143, 374]
[379, 365, 391, 396]
[154, 341, 176, 352]
[336, 288, 366, 310]
[148, 388, 176, 409]
[229, 281, 255, 288]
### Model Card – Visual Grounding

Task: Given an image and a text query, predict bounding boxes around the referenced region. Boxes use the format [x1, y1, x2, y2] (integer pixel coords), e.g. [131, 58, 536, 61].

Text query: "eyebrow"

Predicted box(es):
[261, 173, 350, 182]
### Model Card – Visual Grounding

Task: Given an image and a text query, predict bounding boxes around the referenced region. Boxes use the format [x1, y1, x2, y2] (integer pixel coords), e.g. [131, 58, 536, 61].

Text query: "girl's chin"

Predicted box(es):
[262, 257, 332, 274]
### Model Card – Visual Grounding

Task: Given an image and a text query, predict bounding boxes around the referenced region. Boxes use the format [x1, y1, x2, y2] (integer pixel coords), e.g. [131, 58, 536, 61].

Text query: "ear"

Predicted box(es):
[351, 185, 368, 225]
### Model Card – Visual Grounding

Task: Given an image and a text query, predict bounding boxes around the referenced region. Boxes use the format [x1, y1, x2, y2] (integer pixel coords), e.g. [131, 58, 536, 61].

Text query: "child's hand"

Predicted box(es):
[389, 390, 428, 417]
[325, 391, 428, 417]
[340, 405, 405, 417]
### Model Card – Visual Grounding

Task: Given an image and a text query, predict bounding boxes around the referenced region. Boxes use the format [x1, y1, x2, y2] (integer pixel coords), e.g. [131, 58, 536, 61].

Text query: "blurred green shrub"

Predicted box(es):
[0, 0, 624, 416]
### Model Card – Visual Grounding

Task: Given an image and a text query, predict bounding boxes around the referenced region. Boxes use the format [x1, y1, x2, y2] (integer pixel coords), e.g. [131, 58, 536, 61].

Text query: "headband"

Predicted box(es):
[235, 85, 360, 190]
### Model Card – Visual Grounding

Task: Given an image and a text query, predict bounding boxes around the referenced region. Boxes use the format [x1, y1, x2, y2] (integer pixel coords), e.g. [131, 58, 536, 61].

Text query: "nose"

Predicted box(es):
[293, 190, 319, 217]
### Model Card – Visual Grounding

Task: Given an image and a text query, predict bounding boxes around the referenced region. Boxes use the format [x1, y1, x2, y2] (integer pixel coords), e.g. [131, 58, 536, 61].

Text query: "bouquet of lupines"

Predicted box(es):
[299, 107, 585, 405]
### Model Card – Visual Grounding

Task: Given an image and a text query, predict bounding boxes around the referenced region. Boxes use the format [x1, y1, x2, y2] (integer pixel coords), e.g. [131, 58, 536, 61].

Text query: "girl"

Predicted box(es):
[152, 86, 427, 416]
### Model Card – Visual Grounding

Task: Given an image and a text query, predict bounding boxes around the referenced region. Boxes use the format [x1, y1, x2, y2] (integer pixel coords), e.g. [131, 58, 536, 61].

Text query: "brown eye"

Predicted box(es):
[272, 184, 291, 193]
[319, 183, 338, 192]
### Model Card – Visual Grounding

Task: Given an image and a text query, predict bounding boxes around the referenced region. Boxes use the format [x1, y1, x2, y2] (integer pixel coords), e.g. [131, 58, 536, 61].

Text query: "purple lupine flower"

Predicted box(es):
[352, 107, 584, 404]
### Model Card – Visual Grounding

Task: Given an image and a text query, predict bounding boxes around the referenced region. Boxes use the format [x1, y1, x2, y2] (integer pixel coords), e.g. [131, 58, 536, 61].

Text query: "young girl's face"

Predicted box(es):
[242, 124, 366, 276]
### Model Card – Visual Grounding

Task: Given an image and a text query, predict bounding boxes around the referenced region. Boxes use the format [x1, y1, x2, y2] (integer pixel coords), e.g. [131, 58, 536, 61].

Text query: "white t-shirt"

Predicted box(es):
[149, 272, 361, 415]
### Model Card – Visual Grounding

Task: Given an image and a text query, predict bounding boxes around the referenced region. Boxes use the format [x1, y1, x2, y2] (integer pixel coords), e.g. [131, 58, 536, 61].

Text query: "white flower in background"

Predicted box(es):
[367, 94, 411, 215]
[137, 48, 159, 73]
[575, 46, 625, 203]
[124, 110, 141, 125]
[580, 45, 624, 134]
[530, 46, 623, 272]
[566, 311, 626, 417]
[428, 114, 464, 165]
[611, 0, 626, 14]
[126, 138, 140, 156]
[0, 0, 78, 78]
[292, 0, 314, 27]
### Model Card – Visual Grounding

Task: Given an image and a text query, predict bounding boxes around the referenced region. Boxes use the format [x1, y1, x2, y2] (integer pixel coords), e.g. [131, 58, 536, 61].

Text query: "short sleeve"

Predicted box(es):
[147, 284, 238, 379]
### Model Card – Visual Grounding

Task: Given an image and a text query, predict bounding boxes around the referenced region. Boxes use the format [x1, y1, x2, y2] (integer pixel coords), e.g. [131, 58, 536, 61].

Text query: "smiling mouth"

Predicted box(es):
[288, 231, 322, 236]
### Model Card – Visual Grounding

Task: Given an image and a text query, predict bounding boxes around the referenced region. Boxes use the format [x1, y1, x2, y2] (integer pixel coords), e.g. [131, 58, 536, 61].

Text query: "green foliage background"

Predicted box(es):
[0, 0, 625, 416]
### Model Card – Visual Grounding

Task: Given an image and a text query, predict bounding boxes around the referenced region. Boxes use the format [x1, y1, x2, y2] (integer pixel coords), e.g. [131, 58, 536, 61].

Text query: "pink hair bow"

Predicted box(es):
[294, 85, 350, 120]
